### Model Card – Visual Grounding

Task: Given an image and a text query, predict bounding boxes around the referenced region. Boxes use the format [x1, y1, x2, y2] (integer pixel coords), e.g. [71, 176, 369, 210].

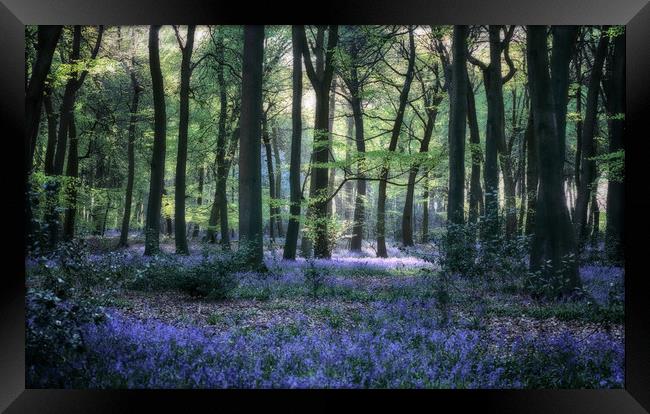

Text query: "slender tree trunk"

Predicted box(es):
[62, 117, 78, 240]
[421, 172, 429, 243]
[119, 69, 143, 247]
[349, 93, 366, 252]
[402, 103, 437, 246]
[239, 25, 265, 266]
[271, 126, 284, 237]
[467, 80, 483, 226]
[174, 25, 196, 255]
[377, 27, 415, 258]
[604, 30, 625, 263]
[283, 26, 304, 260]
[144, 25, 167, 256]
[192, 165, 204, 238]
[43, 88, 59, 175]
[262, 116, 276, 240]
[524, 112, 537, 236]
[527, 25, 580, 295]
[575, 30, 608, 246]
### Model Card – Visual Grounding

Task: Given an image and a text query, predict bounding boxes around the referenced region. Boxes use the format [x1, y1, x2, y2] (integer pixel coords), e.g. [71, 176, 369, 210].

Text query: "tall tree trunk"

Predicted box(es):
[421, 172, 429, 243]
[144, 25, 167, 256]
[349, 93, 366, 252]
[376, 27, 415, 258]
[527, 25, 580, 295]
[402, 102, 438, 246]
[604, 30, 625, 263]
[26, 25, 62, 174]
[271, 126, 284, 237]
[446, 25, 469, 271]
[283, 26, 304, 260]
[524, 112, 537, 236]
[467, 80, 483, 226]
[262, 116, 276, 240]
[480, 26, 510, 242]
[174, 25, 196, 255]
[300, 25, 339, 259]
[575, 30, 608, 246]
[192, 165, 204, 238]
[239, 25, 265, 266]
[327, 77, 337, 216]
[43, 87, 59, 175]
[62, 117, 78, 240]
[119, 69, 143, 247]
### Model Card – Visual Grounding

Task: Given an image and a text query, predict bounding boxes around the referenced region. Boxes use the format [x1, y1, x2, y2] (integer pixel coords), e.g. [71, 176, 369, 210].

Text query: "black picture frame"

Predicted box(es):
[2, 0, 649, 411]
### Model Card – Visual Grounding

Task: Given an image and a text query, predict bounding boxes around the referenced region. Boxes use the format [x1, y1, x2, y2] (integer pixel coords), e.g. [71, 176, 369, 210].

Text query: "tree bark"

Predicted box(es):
[283, 26, 304, 260]
[604, 30, 625, 263]
[271, 126, 284, 237]
[402, 101, 438, 246]
[62, 117, 78, 240]
[467, 79, 483, 226]
[144, 25, 167, 256]
[524, 112, 538, 236]
[527, 25, 580, 295]
[26, 25, 62, 175]
[119, 68, 143, 247]
[239, 25, 265, 266]
[262, 116, 277, 240]
[376, 27, 415, 258]
[174, 25, 196, 255]
[575, 30, 608, 246]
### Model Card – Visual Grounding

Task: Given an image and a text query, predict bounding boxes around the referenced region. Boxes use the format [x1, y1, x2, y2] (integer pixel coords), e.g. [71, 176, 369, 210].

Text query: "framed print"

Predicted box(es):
[1, 0, 649, 411]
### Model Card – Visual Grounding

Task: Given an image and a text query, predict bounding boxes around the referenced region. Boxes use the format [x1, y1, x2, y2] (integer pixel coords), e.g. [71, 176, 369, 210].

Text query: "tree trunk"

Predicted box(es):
[62, 117, 78, 240]
[467, 79, 483, 226]
[376, 27, 415, 258]
[43, 88, 59, 175]
[575, 30, 608, 246]
[144, 25, 167, 256]
[262, 116, 276, 240]
[349, 93, 366, 252]
[283, 26, 304, 260]
[421, 173, 429, 243]
[446, 25, 469, 271]
[26, 25, 62, 174]
[271, 126, 284, 237]
[238, 25, 265, 266]
[192, 165, 204, 238]
[300, 25, 339, 259]
[527, 25, 580, 296]
[524, 112, 537, 236]
[402, 103, 437, 246]
[604, 30, 625, 263]
[119, 69, 143, 247]
[174, 25, 196, 255]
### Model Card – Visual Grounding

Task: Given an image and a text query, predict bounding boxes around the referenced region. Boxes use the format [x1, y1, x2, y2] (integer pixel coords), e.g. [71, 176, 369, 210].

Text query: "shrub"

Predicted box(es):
[178, 257, 238, 300]
[304, 259, 327, 298]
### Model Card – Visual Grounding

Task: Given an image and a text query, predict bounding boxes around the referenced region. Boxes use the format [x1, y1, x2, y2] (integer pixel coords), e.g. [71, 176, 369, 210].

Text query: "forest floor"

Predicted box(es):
[26, 237, 625, 388]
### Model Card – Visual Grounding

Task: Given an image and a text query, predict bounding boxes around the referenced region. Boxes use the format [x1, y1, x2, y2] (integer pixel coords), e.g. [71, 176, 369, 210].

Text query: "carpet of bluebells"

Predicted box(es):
[26, 239, 624, 389]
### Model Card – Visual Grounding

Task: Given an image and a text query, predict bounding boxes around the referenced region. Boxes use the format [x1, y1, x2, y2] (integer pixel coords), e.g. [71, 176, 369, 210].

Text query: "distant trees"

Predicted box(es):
[25, 24, 625, 294]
